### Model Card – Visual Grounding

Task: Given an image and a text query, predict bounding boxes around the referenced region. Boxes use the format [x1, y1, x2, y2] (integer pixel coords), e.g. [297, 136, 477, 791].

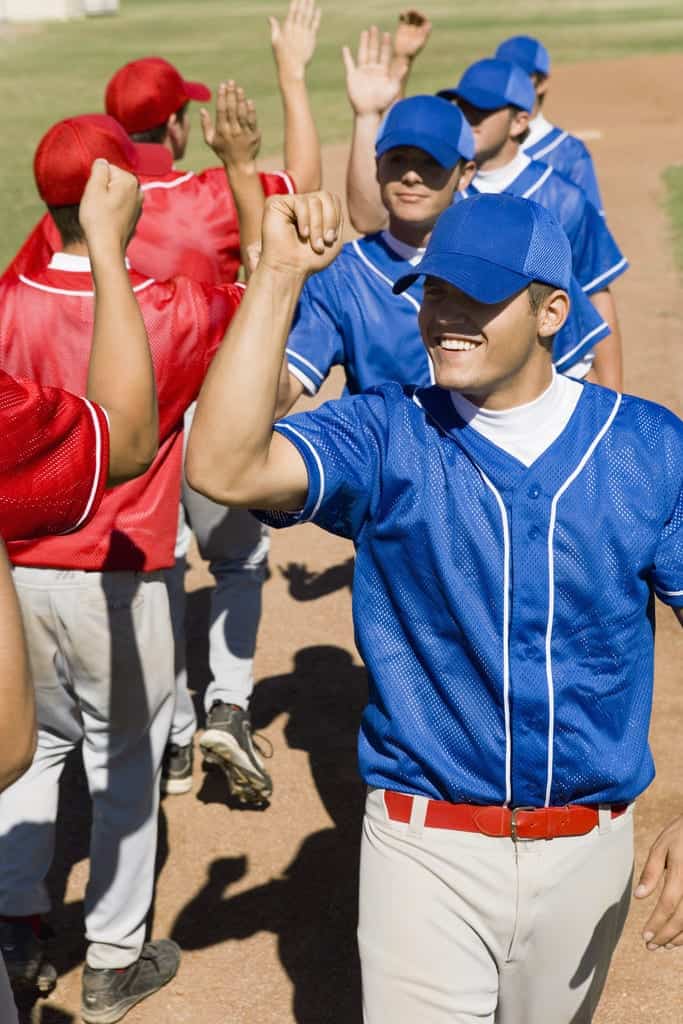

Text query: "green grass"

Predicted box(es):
[663, 166, 683, 272]
[1, 0, 682, 264]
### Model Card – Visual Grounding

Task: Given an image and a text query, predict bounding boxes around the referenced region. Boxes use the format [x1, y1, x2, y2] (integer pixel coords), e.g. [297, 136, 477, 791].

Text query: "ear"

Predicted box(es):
[457, 159, 477, 190]
[537, 289, 570, 339]
[510, 108, 530, 141]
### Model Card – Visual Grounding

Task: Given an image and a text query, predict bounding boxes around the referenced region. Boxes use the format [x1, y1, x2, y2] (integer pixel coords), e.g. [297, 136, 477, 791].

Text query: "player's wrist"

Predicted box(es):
[277, 64, 307, 87]
[222, 157, 260, 176]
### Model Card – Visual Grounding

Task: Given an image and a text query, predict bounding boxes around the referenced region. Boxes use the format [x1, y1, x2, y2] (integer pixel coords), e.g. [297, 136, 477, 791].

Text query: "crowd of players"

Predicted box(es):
[0, 4, 680, 1023]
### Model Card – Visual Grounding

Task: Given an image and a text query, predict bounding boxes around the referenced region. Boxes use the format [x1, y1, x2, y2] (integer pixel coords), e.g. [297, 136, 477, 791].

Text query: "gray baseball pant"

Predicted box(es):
[359, 787, 634, 1024]
[0, 568, 174, 970]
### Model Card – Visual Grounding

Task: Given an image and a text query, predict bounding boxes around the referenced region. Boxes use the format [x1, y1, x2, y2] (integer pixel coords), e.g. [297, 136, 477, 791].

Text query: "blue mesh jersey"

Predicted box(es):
[461, 159, 627, 295]
[523, 127, 604, 216]
[257, 382, 683, 808]
[286, 233, 609, 394]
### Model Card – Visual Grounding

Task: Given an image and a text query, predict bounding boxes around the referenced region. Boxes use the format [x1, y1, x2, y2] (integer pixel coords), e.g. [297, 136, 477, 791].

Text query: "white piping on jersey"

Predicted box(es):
[413, 388, 512, 805]
[543, 392, 622, 807]
[479, 470, 512, 806]
[286, 360, 318, 396]
[18, 274, 156, 298]
[351, 240, 435, 385]
[521, 165, 554, 200]
[285, 347, 325, 383]
[275, 422, 325, 522]
[581, 257, 628, 294]
[529, 131, 569, 161]
[553, 322, 607, 371]
[140, 171, 195, 192]
[61, 399, 103, 534]
[655, 586, 683, 597]
[273, 171, 295, 194]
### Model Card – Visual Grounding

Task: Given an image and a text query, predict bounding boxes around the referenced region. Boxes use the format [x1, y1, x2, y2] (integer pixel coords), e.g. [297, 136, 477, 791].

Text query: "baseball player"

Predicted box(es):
[185, 189, 683, 1023]
[494, 35, 605, 215]
[0, 113, 244, 1023]
[281, 92, 609, 415]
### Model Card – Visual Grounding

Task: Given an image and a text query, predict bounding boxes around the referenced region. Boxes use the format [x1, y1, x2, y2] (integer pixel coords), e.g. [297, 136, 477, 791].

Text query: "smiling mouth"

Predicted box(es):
[439, 338, 482, 351]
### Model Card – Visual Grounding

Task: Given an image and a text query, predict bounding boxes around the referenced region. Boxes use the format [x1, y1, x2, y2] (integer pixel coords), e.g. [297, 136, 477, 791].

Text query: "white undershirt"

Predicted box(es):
[449, 370, 582, 467]
[48, 252, 132, 272]
[524, 112, 555, 151]
[472, 150, 531, 194]
[381, 230, 426, 267]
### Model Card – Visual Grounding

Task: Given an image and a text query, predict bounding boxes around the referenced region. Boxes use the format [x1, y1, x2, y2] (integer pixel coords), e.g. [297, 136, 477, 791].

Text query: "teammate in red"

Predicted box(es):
[0, 113, 243, 1024]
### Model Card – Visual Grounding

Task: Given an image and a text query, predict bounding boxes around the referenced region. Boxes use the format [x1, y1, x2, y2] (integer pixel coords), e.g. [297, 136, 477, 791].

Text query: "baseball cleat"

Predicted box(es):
[81, 939, 180, 1024]
[0, 917, 57, 995]
[200, 701, 273, 806]
[160, 741, 194, 795]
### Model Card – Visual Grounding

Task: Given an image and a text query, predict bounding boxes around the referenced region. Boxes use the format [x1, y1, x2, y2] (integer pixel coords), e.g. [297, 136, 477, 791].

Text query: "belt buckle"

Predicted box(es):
[510, 806, 537, 842]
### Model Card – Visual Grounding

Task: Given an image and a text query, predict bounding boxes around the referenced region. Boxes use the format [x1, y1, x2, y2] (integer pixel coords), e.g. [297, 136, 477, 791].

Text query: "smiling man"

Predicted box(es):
[185, 190, 683, 1024]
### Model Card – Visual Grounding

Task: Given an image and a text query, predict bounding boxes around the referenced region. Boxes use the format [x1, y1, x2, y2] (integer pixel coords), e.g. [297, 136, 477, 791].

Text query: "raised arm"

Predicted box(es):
[186, 191, 342, 509]
[270, 0, 322, 192]
[390, 9, 432, 96]
[79, 160, 158, 485]
[343, 27, 400, 234]
[0, 540, 34, 792]
[201, 80, 265, 277]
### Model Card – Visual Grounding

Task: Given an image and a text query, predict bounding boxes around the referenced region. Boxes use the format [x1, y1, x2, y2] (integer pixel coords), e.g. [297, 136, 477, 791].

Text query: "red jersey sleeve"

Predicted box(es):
[2, 213, 60, 279]
[261, 171, 297, 197]
[0, 371, 110, 542]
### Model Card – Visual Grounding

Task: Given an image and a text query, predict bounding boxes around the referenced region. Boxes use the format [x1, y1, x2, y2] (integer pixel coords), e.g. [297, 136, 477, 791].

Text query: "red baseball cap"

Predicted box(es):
[34, 114, 173, 206]
[105, 57, 211, 134]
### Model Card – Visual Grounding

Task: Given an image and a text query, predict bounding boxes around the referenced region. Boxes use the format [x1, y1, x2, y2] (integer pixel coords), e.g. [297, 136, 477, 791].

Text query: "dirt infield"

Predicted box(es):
[21, 53, 683, 1024]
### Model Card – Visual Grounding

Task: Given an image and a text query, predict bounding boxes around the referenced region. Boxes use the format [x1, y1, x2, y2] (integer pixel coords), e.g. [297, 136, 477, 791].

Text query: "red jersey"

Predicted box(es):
[6, 166, 296, 285]
[2, 255, 242, 571]
[0, 370, 109, 542]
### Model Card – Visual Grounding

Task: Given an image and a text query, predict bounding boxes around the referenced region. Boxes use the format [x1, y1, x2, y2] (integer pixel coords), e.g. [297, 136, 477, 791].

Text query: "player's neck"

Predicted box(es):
[386, 217, 432, 250]
[477, 139, 521, 173]
[61, 240, 90, 258]
[459, 359, 554, 412]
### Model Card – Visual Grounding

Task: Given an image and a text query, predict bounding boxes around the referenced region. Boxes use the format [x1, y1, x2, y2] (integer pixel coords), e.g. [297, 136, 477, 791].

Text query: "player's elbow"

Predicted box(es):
[0, 721, 37, 795]
[106, 425, 158, 486]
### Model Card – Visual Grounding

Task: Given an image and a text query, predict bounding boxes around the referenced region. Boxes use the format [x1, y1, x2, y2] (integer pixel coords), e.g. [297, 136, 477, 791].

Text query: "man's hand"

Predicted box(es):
[200, 81, 261, 171]
[270, 0, 321, 83]
[393, 9, 432, 61]
[79, 159, 143, 256]
[259, 191, 343, 278]
[343, 26, 401, 117]
[635, 814, 683, 950]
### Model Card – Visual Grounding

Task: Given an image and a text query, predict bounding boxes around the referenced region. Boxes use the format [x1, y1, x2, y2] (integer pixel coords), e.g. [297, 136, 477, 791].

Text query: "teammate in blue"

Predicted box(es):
[494, 35, 605, 215]
[185, 189, 683, 1024]
[281, 94, 608, 412]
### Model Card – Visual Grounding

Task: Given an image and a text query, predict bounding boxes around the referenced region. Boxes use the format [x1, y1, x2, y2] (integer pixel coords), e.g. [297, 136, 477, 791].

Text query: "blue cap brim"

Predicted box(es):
[376, 130, 465, 168]
[440, 84, 513, 112]
[393, 252, 532, 304]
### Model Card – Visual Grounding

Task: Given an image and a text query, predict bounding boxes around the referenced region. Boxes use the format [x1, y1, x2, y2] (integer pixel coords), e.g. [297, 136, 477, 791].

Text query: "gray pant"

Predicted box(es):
[359, 788, 634, 1024]
[0, 568, 174, 969]
[165, 460, 269, 746]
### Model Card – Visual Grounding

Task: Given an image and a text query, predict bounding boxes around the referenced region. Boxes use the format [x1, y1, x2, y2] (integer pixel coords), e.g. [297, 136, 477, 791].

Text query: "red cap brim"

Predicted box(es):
[132, 142, 174, 177]
[182, 79, 212, 103]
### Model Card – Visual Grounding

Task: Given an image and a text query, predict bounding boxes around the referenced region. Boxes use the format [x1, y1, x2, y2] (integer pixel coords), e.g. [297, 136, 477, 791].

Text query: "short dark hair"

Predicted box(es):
[129, 101, 189, 145]
[48, 204, 84, 246]
[527, 281, 556, 313]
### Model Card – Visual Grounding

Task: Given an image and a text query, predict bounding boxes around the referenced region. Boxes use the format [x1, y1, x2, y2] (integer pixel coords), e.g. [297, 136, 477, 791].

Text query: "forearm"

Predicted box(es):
[347, 112, 388, 234]
[186, 262, 306, 504]
[224, 161, 266, 278]
[588, 288, 623, 390]
[280, 74, 322, 192]
[389, 55, 413, 98]
[88, 240, 158, 483]
[0, 542, 35, 793]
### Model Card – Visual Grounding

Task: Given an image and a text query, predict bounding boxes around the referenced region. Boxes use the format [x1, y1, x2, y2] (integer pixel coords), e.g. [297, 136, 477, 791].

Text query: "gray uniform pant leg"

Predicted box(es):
[359, 788, 634, 1024]
[0, 569, 174, 970]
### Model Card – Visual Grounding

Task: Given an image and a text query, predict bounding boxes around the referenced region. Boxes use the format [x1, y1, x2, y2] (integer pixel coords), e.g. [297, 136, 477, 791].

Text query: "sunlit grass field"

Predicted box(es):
[663, 166, 683, 271]
[0, 0, 682, 263]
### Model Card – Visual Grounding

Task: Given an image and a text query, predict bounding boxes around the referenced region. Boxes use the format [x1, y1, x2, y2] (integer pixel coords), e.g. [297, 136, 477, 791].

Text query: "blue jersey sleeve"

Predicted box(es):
[255, 388, 391, 540]
[553, 274, 610, 373]
[651, 415, 683, 607]
[285, 266, 345, 395]
[570, 195, 628, 295]
[570, 149, 604, 217]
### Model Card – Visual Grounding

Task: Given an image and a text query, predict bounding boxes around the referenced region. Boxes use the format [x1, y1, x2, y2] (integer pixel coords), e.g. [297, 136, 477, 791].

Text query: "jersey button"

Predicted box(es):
[528, 526, 540, 540]
[528, 484, 541, 499]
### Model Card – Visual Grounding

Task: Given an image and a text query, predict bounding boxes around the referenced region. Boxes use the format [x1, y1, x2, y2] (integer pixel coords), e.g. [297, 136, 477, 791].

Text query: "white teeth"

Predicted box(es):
[440, 339, 479, 351]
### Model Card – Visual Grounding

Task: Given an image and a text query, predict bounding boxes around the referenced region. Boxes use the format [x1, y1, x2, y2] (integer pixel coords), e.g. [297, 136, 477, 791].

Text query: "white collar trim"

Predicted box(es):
[380, 230, 426, 267]
[48, 252, 132, 272]
[473, 151, 531, 194]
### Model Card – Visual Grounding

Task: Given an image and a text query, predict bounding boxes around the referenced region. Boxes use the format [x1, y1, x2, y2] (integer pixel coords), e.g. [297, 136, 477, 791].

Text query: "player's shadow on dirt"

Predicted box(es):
[172, 644, 367, 1024]
[279, 558, 354, 602]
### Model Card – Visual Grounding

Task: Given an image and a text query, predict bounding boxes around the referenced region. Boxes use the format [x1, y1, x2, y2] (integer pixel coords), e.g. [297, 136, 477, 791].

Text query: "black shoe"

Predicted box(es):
[200, 702, 273, 806]
[0, 917, 57, 994]
[160, 741, 194, 795]
[81, 939, 181, 1024]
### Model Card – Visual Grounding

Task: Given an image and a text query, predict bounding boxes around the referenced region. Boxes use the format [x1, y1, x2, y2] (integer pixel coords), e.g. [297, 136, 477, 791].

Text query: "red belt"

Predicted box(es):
[384, 791, 628, 841]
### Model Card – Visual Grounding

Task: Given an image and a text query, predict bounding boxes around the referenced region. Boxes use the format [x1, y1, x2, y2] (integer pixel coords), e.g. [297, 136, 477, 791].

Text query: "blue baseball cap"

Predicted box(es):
[495, 36, 551, 77]
[438, 58, 536, 113]
[393, 193, 571, 303]
[375, 95, 475, 167]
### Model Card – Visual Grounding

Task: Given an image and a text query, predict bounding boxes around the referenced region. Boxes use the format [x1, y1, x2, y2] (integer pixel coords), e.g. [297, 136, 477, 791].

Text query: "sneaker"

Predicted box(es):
[200, 701, 273, 806]
[81, 939, 180, 1024]
[160, 741, 194, 795]
[0, 916, 57, 994]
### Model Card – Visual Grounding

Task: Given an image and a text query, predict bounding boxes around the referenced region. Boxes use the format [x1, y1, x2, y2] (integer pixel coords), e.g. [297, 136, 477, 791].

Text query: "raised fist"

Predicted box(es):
[394, 9, 432, 61]
[260, 191, 343, 277]
[79, 159, 143, 253]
